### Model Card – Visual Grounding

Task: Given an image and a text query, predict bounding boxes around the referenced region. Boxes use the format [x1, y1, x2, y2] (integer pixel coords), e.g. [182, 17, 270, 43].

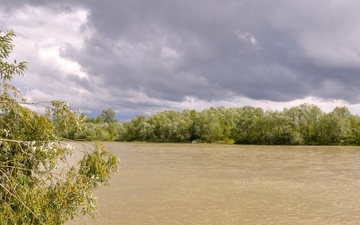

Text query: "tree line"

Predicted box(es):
[68, 104, 360, 145]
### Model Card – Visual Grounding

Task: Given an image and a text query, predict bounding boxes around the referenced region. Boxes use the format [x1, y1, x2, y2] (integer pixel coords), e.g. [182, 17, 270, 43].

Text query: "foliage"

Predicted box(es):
[76, 103, 360, 145]
[100, 108, 117, 123]
[0, 30, 119, 224]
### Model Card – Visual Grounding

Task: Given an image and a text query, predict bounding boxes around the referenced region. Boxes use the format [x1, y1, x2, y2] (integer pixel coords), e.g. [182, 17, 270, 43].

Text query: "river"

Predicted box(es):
[68, 142, 360, 224]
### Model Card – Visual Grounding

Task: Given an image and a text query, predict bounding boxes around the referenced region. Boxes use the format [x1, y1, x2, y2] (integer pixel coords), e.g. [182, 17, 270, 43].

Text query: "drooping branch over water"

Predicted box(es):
[0, 30, 120, 224]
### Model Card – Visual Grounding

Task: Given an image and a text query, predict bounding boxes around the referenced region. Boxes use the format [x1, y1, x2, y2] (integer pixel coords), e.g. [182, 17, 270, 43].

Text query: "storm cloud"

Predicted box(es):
[2, 0, 360, 119]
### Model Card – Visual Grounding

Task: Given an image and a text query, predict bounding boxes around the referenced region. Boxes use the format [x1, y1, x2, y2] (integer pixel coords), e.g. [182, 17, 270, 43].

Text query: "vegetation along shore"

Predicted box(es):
[72, 104, 360, 146]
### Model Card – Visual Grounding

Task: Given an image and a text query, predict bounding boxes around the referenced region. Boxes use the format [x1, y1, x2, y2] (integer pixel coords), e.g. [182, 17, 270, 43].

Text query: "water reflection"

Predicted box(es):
[69, 143, 360, 225]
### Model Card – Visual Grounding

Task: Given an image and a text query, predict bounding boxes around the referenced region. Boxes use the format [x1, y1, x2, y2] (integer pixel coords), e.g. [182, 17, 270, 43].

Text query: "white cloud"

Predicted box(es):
[4, 5, 90, 49]
[38, 45, 88, 78]
[1, 4, 93, 106]
[235, 30, 259, 47]
[161, 46, 179, 59]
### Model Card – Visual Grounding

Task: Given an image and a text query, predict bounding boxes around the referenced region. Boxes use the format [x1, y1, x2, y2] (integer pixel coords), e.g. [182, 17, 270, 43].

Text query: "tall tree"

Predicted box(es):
[100, 108, 117, 123]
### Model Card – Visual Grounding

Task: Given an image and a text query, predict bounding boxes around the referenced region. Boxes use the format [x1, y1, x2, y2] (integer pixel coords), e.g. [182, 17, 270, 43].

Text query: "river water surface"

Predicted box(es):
[68, 143, 360, 224]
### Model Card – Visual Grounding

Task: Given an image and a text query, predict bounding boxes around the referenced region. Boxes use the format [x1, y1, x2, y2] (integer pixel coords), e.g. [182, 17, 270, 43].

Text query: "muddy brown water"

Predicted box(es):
[68, 143, 360, 224]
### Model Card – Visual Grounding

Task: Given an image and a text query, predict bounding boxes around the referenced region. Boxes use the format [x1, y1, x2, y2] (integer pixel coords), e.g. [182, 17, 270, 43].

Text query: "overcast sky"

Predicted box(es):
[1, 0, 360, 120]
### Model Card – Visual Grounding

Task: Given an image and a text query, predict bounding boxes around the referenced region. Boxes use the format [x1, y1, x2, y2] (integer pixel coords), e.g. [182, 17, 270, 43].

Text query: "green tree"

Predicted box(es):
[123, 114, 152, 141]
[100, 108, 117, 123]
[231, 106, 264, 144]
[347, 115, 360, 145]
[318, 107, 351, 144]
[294, 104, 323, 144]
[0, 30, 119, 224]
[194, 108, 224, 143]
[146, 110, 192, 142]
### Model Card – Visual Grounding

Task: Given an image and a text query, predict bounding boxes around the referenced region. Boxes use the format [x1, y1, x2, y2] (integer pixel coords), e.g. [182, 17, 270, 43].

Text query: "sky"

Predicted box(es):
[1, 0, 360, 121]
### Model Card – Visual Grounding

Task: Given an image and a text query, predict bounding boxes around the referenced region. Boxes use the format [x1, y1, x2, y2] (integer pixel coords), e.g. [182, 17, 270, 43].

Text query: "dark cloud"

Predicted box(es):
[2, 0, 360, 116]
